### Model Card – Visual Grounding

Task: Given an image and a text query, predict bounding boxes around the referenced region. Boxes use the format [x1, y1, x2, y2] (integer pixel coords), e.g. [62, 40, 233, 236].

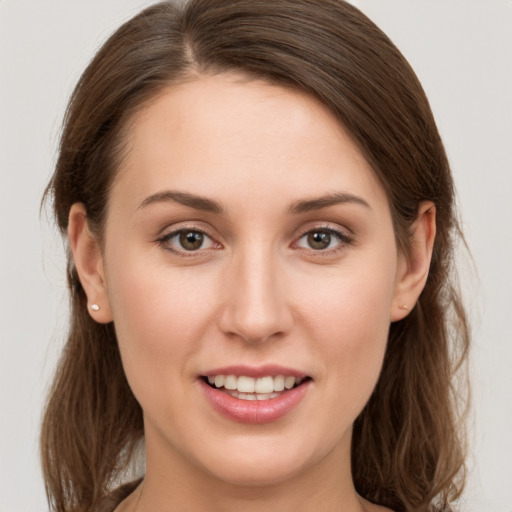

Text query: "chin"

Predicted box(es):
[189, 432, 332, 488]
[205, 457, 311, 488]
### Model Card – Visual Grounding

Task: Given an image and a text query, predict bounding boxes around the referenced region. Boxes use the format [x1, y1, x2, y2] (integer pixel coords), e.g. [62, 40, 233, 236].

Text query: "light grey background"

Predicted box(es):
[1, 1, 511, 511]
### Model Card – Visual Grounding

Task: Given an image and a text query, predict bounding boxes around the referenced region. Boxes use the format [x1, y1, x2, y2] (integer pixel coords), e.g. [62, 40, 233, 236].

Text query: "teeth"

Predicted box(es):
[237, 376, 256, 393]
[284, 376, 295, 389]
[242, 393, 256, 401]
[225, 390, 282, 401]
[255, 376, 274, 394]
[224, 375, 237, 390]
[207, 374, 303, 394]
[273, 375, 285, 391]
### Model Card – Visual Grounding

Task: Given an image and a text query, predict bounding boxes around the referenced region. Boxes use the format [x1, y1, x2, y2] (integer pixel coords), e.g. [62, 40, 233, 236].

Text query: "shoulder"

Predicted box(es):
[359, 497, 395, 512]
[96, 479, 142, 512]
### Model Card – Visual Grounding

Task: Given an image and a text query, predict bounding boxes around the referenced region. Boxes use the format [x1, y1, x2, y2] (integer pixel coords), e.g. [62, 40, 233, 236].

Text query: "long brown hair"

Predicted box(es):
[41, 1, 469, 511]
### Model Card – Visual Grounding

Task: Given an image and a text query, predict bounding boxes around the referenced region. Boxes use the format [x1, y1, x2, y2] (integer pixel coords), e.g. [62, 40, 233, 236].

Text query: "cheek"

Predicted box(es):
[301, 255, 396, 405]
[304, 254, 396, 342]
[103, 251, 217, 401]
[107, 245, 214, 334]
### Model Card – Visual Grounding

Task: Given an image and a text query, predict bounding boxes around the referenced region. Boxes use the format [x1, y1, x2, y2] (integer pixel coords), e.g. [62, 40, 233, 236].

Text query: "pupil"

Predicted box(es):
[308, 231, 331, 250]
[180, 231, 203, 250]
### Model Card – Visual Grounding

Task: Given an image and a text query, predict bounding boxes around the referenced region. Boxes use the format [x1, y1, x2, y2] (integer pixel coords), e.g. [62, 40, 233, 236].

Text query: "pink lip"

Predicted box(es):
[199, 378, 311, 425]
[202, 364, 308, 379]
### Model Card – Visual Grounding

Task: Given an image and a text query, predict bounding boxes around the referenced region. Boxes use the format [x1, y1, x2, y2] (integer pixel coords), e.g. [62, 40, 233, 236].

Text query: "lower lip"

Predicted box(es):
[200, 379, 310, 424]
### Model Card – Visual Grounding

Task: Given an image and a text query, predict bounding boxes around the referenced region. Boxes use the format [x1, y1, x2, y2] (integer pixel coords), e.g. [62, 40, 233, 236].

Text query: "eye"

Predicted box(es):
[295, 228, 350, 251]
[160, 229, 216, 252]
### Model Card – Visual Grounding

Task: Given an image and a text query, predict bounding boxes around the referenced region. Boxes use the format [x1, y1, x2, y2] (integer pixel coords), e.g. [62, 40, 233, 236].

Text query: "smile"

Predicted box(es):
[205, 375, 306, 401]
[199, 368, 312, 424]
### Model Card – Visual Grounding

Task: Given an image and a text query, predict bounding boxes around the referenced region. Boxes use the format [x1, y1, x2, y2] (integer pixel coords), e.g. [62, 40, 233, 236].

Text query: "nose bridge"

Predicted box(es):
[219, 239, 292, 343]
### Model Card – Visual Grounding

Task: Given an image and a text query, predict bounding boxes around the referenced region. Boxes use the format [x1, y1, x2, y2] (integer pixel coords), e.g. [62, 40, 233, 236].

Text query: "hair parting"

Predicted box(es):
[41, 2, 469, 511]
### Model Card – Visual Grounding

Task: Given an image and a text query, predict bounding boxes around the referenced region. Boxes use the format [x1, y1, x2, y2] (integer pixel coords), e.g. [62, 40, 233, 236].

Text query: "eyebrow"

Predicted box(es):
[137, 189, 370, 215]
[287, 192, 371, 214]
[138, 190, 225, 214]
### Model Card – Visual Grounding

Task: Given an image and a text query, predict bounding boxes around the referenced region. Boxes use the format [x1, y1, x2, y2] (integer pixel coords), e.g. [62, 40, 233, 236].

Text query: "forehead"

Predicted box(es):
[111, 73, 388, 216]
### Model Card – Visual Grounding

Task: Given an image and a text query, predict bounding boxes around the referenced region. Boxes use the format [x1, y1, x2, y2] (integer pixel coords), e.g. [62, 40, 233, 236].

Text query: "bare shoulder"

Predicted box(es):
[108, 480, 143, 512]
[112, 489, 139, 512]
[112, 494, 134, 512]
[360, 497, 395, 512]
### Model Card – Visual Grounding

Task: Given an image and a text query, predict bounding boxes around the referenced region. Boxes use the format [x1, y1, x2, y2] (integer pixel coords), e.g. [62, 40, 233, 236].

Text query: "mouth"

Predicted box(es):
[201, 374, 312, 401]
[199, 365, 313, 423]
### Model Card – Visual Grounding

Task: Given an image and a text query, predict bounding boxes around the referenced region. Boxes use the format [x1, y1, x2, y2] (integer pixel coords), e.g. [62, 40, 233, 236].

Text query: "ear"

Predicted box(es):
[391, 201, 436, 322]
[68, 203, 113, 323]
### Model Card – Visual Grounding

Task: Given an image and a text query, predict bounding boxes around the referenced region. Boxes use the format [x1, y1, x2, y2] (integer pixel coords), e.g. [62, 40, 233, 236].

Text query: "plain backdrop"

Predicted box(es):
[1, 1, 511, 511]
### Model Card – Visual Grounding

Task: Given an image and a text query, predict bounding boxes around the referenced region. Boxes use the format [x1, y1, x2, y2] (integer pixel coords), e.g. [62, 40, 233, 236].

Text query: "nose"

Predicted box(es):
[218, 244, 293, 344]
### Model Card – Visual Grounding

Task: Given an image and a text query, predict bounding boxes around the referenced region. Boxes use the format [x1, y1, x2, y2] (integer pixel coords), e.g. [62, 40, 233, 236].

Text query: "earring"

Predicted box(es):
[90, 304, 100, 312]
[400, 304, 409, 310]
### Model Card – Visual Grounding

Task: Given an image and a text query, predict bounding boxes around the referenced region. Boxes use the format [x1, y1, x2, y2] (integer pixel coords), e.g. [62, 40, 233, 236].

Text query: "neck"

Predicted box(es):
[136, 424, 366, 512]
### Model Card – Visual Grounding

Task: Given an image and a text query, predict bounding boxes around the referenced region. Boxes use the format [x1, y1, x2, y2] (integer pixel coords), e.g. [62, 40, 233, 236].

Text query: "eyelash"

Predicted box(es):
[293, 226, 353, 256]
[157, 225, 353, 258]
[157, 227, 219, 258]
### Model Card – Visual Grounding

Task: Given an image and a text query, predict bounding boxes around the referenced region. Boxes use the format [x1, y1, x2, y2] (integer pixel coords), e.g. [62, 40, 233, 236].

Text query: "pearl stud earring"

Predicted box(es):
[90, 304, 100, 312]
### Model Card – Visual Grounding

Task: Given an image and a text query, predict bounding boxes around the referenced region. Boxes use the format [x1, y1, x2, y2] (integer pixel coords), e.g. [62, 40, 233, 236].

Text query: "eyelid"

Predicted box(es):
[291, 224, 353, 253]
[157, 224, 222, 256]
[155, 221, 353, 258]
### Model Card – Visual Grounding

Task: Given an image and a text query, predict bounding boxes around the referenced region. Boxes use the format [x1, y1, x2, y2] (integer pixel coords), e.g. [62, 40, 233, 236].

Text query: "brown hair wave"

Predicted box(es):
[41, 1, 469, 511]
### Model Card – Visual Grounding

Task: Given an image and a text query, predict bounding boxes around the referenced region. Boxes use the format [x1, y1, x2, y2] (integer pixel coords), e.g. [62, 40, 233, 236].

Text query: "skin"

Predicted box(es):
[69, 74, 435, 512]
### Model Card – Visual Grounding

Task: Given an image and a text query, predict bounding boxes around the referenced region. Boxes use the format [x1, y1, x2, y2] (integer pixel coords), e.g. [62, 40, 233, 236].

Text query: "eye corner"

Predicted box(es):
[292, 225, 354, 256]
[156, 226, 222, 258]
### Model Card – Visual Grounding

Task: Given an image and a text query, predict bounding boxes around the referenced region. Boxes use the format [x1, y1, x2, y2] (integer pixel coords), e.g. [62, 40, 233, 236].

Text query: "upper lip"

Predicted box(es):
[201, 364, 309, 379]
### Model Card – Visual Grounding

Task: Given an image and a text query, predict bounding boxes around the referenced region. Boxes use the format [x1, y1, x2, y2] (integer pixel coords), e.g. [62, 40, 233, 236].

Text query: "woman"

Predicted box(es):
[41, 1, 469, 511]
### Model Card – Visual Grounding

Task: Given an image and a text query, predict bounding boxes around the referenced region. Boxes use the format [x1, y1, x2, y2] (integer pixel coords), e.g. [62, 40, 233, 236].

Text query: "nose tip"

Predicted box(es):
[217, 257, 293, 344]
[225, 299, 288, 345]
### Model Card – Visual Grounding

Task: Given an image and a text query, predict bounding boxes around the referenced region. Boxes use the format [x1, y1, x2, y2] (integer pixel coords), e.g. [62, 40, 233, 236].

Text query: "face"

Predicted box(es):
[98, 75, 405, 487]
